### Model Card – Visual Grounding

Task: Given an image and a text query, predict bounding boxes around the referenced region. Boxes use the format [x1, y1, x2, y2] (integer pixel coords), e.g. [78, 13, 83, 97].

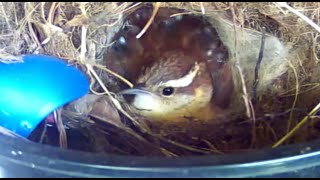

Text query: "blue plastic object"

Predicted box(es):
[0, 54, 89, 137]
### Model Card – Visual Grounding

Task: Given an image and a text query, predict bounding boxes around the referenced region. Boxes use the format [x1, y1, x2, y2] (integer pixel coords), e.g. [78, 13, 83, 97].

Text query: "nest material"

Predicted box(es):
[1, 2, 320, 156]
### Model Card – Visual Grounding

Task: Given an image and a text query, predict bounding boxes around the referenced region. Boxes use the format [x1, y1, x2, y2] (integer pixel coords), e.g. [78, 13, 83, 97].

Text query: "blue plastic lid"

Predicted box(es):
[0, 54, 89, 137]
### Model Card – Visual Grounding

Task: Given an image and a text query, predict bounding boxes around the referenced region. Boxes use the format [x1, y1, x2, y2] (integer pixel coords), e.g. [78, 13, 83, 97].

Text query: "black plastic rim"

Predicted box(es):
[0, 131, 320, 178]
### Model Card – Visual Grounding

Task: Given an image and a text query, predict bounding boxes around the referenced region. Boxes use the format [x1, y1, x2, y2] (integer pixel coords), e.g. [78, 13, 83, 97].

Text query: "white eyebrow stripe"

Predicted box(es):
[160, 62, 200, 88]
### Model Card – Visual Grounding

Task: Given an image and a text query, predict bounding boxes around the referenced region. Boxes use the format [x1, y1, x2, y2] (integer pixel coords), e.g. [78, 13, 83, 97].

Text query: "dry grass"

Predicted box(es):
[1, 2, 320, 156]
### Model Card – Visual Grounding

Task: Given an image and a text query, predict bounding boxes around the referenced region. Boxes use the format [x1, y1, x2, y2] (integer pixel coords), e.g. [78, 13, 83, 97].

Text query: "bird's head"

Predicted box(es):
[118, 51, 214, 122]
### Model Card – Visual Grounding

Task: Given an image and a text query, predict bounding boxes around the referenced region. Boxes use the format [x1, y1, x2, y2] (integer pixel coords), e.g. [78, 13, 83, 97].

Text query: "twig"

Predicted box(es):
[87, 64, 149, 132]
[272, 102, 320, 148]
[39, 119, 48, 143]
[80, 25, 88, 63]
[90, 17, 121, 30]
[202, 139, 223, 154]
[230, 3, 257, 147]
[48, 2, 57, 24]
[274, 2, 320, 33]
[114, 2, 143, 16]
[230, 3, 253, 119]
[160, 148, 179, 157]
[248, 98, 257, 148]
[170, 12, 197, 17]
[40, 2, 47, 23]
[200, 2, 205, 14]
[286, 60, 299, 133]
[136, 2, 161, 39]
[27, 21, 42, 49]
[24, 3, 42, 49]
[279, 83, 320, 97]
[24, 2, 42, 21]
[153, 134, 212, 154]
[252, 27, 266, 100]
[12, 2, 18, 26]
[239, 108, 307, 124]
[93, 64, 134, 88]
[54, 109, 68, 148]
[0, 2, 12, 30]
[262, 120, 278, 140]
[312, 32, 320, 62]
[80, 23, 149, 133]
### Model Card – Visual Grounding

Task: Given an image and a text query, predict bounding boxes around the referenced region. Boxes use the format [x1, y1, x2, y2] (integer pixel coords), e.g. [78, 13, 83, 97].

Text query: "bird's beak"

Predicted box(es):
[118, 88, 153, 96]
[117, 87, 156, 105]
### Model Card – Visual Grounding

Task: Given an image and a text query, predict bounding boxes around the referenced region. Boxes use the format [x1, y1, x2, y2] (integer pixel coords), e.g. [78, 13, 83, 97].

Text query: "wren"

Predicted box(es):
[119, 50, 227, 123]
[104, 5, 234, 124]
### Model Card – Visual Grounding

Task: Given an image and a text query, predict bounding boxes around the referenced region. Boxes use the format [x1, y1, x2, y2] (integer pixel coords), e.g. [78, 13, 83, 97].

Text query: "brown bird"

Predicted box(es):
[104, 5, 234, 124]
[118, 49, 233, 124]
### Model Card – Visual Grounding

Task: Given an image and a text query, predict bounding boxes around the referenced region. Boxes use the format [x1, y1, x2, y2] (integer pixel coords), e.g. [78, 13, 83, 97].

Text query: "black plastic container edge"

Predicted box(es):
[0, 131, 320, 178]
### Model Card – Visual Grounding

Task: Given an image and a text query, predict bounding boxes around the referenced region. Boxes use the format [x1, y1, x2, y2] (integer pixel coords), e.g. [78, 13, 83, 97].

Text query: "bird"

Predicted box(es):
[103, 5, 235, 125]
[118, 49, 234, 124]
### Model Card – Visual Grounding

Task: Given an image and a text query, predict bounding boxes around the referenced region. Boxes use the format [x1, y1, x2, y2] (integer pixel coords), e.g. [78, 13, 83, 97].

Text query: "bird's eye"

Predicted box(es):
[162, 87, 175, 96]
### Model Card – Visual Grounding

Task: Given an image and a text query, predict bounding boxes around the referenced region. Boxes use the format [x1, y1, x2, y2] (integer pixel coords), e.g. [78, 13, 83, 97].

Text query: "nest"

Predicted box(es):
[1, 2, 320, 157]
